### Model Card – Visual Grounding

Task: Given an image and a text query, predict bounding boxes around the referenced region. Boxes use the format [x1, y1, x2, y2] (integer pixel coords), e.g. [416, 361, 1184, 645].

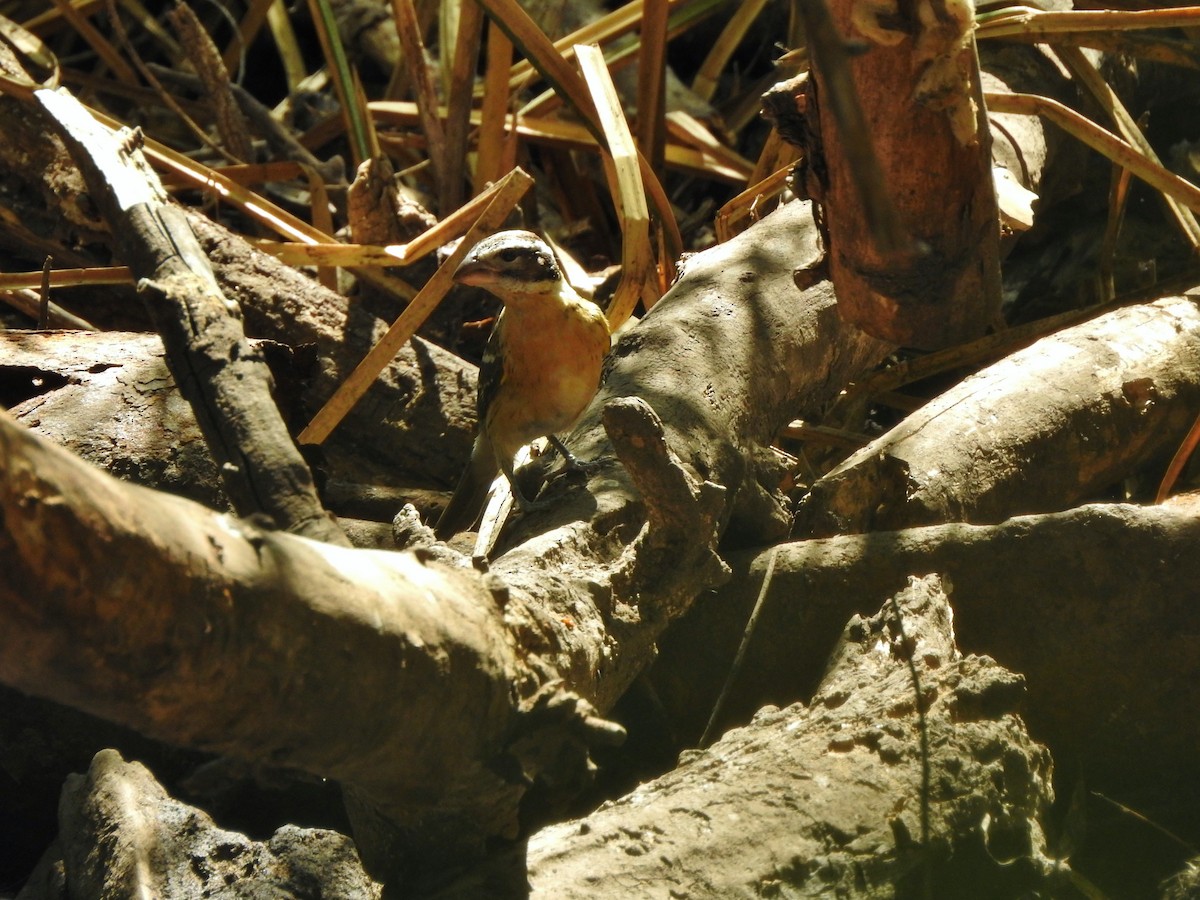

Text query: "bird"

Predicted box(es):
[435, 230, 611, 539]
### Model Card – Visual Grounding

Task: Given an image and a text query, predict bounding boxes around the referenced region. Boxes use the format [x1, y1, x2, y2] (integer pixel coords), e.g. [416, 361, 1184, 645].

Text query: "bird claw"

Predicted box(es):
[502, 438, 600, 518]
[547, 435, 600, 477]
[514, 496, 554, 515]
[562, 455, 602, 476]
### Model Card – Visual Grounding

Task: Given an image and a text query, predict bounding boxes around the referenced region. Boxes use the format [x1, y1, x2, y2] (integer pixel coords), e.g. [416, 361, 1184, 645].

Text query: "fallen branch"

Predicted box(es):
[795, 296, 1200, 537]
[37, 87, 345, 545]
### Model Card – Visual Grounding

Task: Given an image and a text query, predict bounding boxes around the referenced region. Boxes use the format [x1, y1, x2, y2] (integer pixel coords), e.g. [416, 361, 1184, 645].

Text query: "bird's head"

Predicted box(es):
[454, 230, 563, 298]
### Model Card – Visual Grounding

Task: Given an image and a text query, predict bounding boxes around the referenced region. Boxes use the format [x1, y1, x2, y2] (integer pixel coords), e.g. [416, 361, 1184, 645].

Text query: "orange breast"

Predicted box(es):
[485, 298, 610, 462]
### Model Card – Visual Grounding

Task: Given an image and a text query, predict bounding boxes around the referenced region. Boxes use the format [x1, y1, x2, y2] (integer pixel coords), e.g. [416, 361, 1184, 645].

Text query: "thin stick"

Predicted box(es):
[38, 257, 51, 330]
[257, 176, 524, 267]
[307, 0, 372, 165]
[636, 0, 667, 171]
[373, 99, 750, 182]
[1157, 411, 1200, 503]
[1054, 45, 1200, 250]
[473, 0, 682, 266]
[977, 4, 1200, 40]
[48, 0, 138, 84]
[701, 545, 780, 748]
[475, 18, 515, 194]
[0, 266, 133, 290]
[577, 43, 656, 326]
[691, 0, 769, 102]
[391, 0, 447, 202]
[985, 91, 1200, 213]
[442, 0, 485, 211]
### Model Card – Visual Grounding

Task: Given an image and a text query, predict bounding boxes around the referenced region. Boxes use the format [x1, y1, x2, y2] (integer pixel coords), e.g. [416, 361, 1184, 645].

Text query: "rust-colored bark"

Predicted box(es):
[801, 0, 1001, 348]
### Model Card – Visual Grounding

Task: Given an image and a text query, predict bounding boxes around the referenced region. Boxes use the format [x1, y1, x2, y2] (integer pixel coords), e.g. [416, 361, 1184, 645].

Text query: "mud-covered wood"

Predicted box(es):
[17, 750, 382, 900]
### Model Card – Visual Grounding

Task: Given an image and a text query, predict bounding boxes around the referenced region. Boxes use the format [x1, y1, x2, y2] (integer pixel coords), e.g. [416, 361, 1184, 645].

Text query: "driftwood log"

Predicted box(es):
[794, 295, 1200, 537]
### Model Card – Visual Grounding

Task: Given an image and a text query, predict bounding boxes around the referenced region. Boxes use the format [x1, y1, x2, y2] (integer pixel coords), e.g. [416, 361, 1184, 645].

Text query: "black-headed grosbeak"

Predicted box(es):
[435, 231, 611, 538]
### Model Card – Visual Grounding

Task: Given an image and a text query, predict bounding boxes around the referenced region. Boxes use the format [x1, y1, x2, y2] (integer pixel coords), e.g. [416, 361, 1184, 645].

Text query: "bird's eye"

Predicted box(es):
[498, 248, 521, 262]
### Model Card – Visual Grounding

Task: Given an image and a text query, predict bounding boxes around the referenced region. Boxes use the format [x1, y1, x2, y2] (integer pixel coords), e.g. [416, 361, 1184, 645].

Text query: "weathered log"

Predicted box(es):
[652, 500, 1200, 803]
[0, 407, 531, 869]
[1, 197, 889, 887]
[2, 331, 223, 507]
[16, 750, 381, 900]
[0, 331, 452, 530]
[517, 576, 1060, 897]
[793, 295, 1200, 537]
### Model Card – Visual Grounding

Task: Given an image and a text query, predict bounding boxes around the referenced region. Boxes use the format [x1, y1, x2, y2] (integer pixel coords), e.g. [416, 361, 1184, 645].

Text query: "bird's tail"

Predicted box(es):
[435, 436, 499, 539]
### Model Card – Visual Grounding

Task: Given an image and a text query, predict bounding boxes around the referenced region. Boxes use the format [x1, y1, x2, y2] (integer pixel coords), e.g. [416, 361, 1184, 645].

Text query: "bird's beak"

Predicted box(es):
[453, 252, 496, 287]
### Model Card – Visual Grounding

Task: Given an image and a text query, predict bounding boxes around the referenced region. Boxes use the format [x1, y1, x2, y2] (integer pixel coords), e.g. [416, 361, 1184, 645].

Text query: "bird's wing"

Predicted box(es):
[476, 311, 506, 425]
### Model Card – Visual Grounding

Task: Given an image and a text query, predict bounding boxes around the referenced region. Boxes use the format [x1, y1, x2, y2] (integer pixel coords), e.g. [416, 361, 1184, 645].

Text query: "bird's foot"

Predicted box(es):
[563, 455, 602, 477]
[508, 479, 550, 515]
[511, 491, 555, 516]
[547, 435, 602, 477]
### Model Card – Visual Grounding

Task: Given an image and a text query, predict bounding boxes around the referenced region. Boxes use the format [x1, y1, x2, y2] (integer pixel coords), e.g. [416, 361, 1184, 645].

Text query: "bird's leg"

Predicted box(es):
[498, 454, 543, 513]
[548, 435, 602, 476]
[499, 439, 598, 516]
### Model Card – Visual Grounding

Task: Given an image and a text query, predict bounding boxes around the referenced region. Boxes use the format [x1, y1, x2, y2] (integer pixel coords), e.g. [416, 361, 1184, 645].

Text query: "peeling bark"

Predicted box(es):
[800, 0, 1001, 347]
